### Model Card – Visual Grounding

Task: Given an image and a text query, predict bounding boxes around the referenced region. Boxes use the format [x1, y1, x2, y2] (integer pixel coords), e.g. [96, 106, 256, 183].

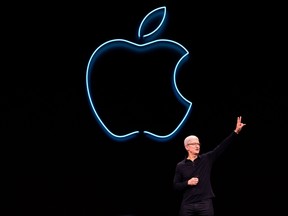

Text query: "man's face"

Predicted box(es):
[185, 136, 200, 154]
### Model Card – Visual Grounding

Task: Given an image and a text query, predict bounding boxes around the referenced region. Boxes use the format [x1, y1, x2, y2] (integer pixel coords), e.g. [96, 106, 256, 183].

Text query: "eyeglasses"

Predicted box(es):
[187, 143, 201, 146]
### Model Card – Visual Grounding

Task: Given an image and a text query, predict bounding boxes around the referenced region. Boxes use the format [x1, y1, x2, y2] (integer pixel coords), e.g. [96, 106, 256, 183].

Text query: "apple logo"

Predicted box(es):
[86, 6, 192, 142]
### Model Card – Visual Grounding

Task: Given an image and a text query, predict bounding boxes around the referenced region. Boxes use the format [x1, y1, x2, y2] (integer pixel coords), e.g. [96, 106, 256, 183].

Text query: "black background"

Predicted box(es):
[2, 1, 286, 215]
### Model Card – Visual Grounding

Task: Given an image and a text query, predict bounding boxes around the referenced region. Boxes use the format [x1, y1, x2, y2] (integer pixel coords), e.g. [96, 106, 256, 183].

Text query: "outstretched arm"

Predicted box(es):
[234, 116, 246, 134]
[208, 116, 246, 161]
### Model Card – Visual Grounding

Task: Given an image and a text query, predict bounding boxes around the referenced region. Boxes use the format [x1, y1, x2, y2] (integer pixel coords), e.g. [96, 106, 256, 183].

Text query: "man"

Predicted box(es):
[173, 116, 246, 216]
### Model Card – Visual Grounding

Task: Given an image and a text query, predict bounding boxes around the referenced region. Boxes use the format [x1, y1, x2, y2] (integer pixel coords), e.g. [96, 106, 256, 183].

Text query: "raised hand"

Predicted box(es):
[234, 116, 246, 134]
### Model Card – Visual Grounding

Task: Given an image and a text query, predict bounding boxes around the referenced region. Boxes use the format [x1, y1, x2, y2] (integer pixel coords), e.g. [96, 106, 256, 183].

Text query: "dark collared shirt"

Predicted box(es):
[173, 131, 238, 204]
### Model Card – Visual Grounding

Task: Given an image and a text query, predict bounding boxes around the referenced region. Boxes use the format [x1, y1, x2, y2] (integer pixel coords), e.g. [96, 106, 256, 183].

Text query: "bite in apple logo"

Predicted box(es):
[86, 6, 192, 142]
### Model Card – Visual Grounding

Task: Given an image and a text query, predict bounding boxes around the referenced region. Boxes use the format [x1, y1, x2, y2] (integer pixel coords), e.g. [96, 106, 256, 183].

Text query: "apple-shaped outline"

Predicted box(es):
[86, 6, 192, 142]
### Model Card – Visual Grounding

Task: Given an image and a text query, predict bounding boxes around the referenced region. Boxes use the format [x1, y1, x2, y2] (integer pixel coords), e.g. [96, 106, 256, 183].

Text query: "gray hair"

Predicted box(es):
[184, 135, 199, 146]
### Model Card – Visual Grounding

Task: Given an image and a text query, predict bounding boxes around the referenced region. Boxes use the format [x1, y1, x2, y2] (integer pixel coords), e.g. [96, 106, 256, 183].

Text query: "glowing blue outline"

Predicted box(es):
[86, 6, 192, 142]
[138, 6, 166, 39]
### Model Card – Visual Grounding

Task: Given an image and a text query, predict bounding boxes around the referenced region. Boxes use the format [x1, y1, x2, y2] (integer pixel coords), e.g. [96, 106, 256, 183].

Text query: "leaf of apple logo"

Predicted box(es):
[86, 6, 192, 142]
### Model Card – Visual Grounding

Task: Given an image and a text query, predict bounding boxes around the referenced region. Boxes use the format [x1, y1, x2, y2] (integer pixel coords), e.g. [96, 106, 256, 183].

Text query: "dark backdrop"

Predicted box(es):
[2, 1, 286, 215]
